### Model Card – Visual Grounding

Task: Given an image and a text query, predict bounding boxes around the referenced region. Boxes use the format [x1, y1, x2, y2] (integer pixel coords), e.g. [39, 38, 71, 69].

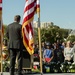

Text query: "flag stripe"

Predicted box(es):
[23, 26, 34, 51]
[0, 4, 2, 10]
[23, 28, 29, 46]
[23, 23, 33, 47]
[24, 1, 34, 12]
[0, 0, 2, 30]
[0, 0, 2, 3]
[22, 16, 34, 28]
[29, 22, 33, 35]
[25, 0, 34, 8]
[23, 9, 34, 24]
[0, 0, 2, 12]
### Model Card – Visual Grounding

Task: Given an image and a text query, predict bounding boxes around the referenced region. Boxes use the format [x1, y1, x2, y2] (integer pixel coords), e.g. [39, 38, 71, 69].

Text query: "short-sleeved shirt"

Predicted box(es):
[43, 49, 52, 58]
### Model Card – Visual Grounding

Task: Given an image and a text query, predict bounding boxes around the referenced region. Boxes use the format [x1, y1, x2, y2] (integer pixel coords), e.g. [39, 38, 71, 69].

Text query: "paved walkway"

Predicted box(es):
[0, 72, 75, 75]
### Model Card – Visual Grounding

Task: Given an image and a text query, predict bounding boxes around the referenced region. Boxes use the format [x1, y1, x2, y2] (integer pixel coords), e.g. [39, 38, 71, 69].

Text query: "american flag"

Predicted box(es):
[22, 0, 40, 55]
[0, 0, 4, 35]
[0, 0, 2, 30]
[0, 0, 2, 10]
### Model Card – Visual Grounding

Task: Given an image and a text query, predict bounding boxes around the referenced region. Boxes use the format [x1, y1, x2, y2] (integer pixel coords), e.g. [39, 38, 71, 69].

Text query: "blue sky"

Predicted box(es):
[3, 0, 75, 29]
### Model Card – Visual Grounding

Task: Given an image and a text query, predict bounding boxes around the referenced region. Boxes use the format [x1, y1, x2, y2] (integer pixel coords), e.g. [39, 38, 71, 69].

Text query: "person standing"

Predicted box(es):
[64, 41, 74, 63]
[6, 15, 23, 75]
[43, 42, 53, 63]
[73, 42, 75, 63]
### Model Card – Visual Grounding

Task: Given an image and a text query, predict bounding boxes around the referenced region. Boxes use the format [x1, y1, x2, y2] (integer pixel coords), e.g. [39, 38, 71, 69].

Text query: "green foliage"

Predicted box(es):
[3, 24, 70, 44]
[67, 35, 75, 42]
[2, 61, 10, 72]
[40, 27, 69, 43]
[3, 25, 8, 39]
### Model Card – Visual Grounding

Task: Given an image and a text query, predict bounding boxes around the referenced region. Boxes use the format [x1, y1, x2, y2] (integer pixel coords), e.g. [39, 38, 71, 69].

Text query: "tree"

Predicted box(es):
[67, 35, 75, 42]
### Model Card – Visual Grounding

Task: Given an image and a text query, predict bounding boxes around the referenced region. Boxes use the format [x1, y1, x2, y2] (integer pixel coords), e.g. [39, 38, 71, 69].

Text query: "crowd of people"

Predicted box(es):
[34, 40, 75, 71]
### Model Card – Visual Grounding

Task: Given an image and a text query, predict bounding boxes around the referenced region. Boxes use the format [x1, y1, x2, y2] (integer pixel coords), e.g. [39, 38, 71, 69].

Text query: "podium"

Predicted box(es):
[22, 50, 32, 70]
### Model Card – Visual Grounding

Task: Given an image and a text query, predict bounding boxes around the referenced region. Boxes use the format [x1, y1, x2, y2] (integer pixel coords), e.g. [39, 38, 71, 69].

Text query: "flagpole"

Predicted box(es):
[0, 12, 3, 75]
[0, 20, 3, 75]
[0, 0, 3, 74]
[37, 10, 43, 75]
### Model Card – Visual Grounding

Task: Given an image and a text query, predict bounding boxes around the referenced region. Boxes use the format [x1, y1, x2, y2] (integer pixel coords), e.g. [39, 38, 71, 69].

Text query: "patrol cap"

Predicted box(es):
[45, 42, 50, 46]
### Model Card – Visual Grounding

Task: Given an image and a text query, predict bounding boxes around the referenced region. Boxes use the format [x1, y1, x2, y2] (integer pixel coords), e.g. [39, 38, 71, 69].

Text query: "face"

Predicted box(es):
[66, 41, 71, 47]
[46, 45, 50, 49]
[42, 42, 45, 46]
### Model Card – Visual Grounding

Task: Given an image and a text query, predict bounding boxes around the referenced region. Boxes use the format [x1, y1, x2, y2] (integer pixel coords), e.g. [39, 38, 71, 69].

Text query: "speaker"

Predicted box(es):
[22, 50, 32, 69]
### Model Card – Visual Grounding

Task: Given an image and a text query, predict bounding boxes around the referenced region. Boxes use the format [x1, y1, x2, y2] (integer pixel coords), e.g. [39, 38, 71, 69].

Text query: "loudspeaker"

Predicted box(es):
[22, 50, 32, 69]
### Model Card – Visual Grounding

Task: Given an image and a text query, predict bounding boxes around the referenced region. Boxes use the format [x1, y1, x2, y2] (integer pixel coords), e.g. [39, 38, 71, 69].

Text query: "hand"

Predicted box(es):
[65, 56, 71, 61]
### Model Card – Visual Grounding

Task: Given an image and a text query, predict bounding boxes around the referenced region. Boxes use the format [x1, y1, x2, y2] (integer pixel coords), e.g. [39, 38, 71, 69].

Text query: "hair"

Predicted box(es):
[14, 15, 21, 22]
[65, 40, 71, 47]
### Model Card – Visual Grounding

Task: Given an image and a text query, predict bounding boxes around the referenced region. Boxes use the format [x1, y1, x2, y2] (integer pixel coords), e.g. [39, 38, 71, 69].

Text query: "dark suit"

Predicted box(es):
[6, 22, 23, 75]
